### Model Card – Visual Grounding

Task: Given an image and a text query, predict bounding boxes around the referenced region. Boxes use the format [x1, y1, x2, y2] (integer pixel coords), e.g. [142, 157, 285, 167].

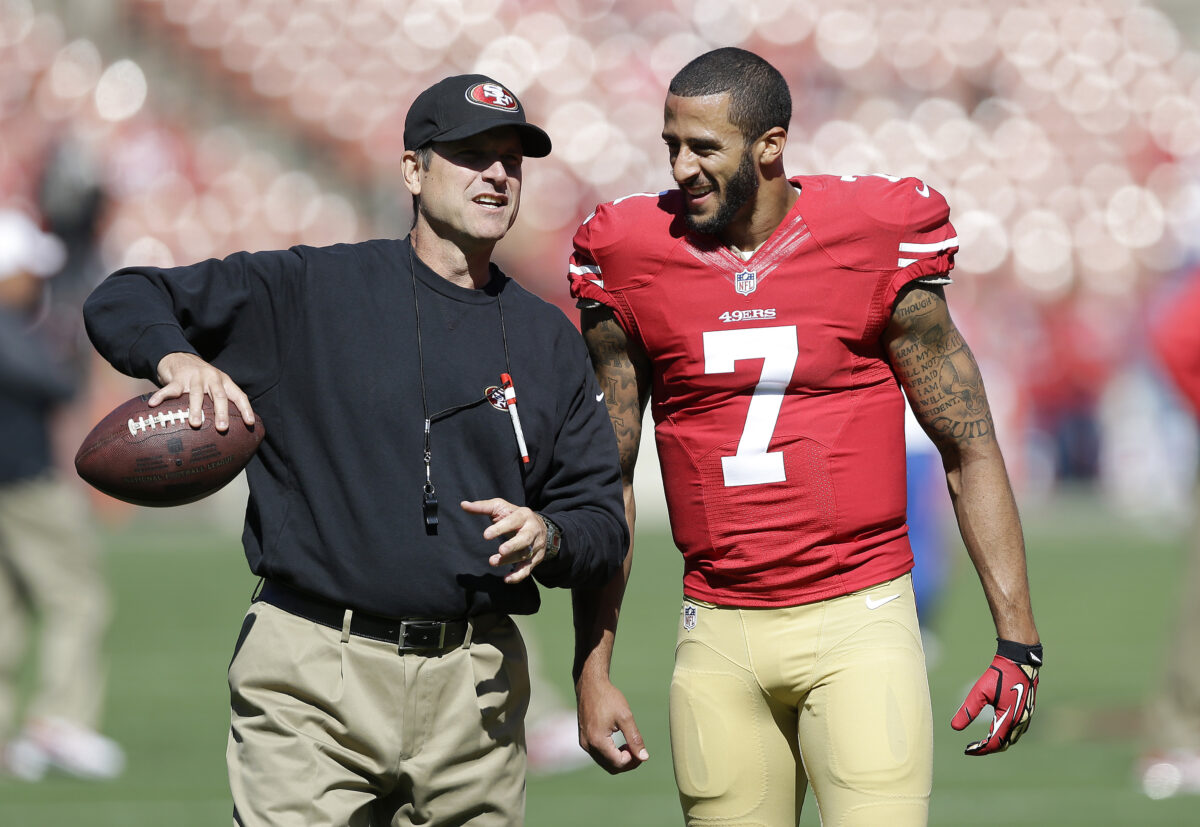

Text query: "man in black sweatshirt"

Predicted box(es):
[82, 75, 626, 826]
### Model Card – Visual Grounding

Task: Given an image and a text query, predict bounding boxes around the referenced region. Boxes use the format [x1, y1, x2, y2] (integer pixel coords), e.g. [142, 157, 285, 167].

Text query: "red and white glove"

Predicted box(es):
[951, 639, 1042, 756]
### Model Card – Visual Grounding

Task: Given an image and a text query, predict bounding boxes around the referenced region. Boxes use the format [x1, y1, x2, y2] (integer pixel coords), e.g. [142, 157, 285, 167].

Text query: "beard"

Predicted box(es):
[684, 149, 758, 235]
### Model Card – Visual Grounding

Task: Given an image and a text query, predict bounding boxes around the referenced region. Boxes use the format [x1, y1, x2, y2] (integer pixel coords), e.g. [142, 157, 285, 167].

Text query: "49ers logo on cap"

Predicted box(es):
[467, 82, 519, 112]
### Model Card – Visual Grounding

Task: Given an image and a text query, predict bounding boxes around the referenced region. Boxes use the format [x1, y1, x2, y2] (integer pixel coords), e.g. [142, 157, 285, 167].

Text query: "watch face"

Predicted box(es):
[542, 515, 561, 557]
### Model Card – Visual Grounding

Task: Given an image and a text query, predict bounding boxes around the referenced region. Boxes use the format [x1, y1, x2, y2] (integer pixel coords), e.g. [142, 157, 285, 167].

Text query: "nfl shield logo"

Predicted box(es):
[734, 269, 757, 295]
[683, 604, 697, 632]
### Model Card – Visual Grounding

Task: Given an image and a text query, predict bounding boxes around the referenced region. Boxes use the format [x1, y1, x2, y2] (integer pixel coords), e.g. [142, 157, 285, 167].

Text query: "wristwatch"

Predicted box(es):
[539, 514, 562, 560]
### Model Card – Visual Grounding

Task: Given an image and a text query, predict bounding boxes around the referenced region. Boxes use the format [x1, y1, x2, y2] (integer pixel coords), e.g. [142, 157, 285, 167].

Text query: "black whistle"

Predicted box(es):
[423, 484, 439, 535]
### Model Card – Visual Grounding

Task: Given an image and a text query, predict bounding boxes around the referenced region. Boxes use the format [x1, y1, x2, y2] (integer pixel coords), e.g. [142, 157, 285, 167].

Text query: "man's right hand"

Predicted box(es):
[576, 674, 648, 774]
[153, 352, 254, 432]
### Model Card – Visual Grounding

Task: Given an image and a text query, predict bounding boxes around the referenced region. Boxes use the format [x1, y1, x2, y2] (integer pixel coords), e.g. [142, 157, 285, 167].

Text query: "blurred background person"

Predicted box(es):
[0, 206, 123, 781]
[1139, 264, 1200, 799]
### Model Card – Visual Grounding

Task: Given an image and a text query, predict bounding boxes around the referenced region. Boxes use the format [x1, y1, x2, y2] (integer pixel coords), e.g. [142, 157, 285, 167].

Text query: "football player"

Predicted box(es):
[569, 48, 1042, 826]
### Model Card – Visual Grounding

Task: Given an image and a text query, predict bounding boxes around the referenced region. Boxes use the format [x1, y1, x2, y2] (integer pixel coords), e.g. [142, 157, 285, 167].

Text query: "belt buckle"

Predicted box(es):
[398, 620, 446, 651]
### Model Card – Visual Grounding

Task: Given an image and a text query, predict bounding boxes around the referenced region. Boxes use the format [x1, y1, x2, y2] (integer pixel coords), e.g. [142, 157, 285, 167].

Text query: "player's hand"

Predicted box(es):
[951, 640, 1042, 756]
[153, 351, 254, 432]
[575, 673, 648, 774]
[460, 498, 546, 584]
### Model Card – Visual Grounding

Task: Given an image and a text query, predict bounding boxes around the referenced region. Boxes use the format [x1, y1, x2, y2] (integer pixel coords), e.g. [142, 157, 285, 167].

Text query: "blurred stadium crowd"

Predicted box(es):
[3, 0, 1200, 516]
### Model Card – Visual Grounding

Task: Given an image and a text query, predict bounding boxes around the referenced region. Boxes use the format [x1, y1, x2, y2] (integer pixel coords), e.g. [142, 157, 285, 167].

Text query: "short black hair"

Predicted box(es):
[668, 48, 792, 145]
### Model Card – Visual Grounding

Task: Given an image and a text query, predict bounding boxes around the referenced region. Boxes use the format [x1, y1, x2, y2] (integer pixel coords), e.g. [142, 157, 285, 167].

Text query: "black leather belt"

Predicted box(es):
[256, 581, 473, 652]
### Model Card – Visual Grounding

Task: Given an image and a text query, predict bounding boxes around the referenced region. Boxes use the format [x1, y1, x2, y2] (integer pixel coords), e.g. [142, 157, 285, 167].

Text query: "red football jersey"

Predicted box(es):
[570, 174, 959, 607]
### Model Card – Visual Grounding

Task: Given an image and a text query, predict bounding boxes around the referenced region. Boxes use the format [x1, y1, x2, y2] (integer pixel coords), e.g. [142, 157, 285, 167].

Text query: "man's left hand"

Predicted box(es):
[461, 498, 546, 584]
[951, 641, 1042, 756]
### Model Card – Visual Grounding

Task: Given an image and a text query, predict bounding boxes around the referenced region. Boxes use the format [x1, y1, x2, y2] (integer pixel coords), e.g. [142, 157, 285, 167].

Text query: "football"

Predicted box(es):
[74, 392, 264, 507]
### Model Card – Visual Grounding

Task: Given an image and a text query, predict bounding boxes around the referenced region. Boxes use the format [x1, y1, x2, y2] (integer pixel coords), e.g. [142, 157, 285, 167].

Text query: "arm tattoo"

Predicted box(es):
[581, 307, 650, 480]
[886, 285, 997, 448]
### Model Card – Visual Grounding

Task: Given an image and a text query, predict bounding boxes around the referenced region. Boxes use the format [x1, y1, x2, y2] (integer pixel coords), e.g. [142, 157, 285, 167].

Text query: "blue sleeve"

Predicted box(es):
[0, 311, 76, 403]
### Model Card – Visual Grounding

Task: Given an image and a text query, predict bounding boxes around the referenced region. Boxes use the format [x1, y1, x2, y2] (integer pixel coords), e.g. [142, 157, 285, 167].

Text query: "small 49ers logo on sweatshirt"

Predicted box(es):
[485, 385, 508, 411]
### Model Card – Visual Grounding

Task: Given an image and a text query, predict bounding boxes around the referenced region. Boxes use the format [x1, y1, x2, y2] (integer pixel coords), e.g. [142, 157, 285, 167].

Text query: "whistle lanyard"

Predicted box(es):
[409, 245, 523, 532]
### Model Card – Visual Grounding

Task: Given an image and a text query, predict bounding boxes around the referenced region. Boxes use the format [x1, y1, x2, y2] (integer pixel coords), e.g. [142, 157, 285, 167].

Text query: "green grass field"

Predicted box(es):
[1, 487, 1196, 825]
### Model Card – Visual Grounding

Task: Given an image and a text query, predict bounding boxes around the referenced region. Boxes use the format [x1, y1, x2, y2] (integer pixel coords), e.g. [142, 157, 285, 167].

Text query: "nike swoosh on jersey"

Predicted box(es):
[864, 593, 900, 610]
[595, 392, 605, 402]
[915, 181, 930, 197]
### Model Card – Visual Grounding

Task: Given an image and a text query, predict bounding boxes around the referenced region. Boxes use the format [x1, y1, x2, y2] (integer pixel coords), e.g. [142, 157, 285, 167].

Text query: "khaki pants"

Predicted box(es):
[670, 574, 932, 827]
[227, 600, 530, 826]
[0, 474, 110, 737]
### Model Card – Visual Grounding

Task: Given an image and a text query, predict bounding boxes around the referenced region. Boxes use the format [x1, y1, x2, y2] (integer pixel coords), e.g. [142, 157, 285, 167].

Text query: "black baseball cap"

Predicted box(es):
[403, 74, 552, 158]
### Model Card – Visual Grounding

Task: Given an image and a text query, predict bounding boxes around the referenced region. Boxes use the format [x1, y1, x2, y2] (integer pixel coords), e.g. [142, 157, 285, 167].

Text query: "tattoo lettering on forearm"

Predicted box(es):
[583, 311, 647, 476]
[929, 412, 994, 440]
[889, 286, 997, 448]
[607, 406, 641, 470]
[602, 375, 619, 400]
[893, 288, 938, 320]
[589, 324, 632, 368]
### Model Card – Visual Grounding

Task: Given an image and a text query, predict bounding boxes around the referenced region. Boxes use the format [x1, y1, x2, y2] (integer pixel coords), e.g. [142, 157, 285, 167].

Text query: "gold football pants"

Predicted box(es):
[671, 574, 932, 827]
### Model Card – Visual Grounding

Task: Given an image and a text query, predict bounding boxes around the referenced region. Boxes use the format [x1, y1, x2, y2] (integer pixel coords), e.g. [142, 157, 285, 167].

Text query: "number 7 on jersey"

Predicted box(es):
[702, 325, 798, 487]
